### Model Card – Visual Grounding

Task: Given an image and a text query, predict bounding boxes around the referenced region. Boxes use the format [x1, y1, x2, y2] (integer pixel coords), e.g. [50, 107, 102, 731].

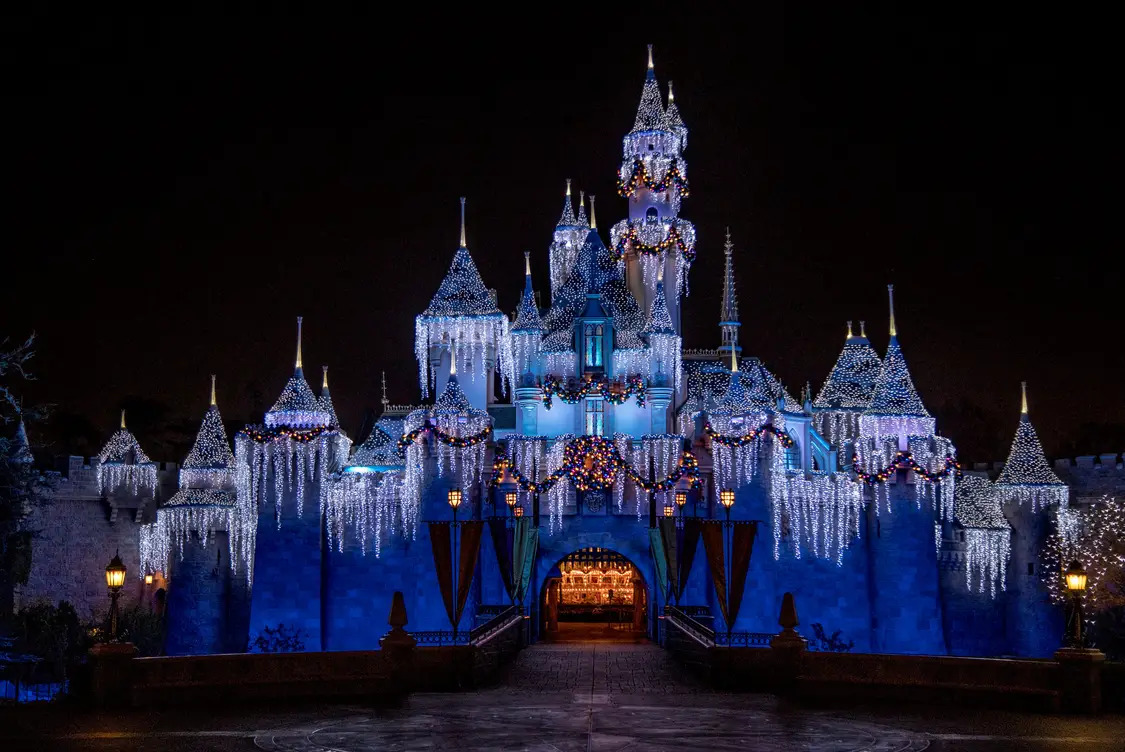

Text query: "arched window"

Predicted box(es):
[645, 207, 659, 223]
[784, 436, 802, 471]
[584, 323, 603, 370]
[585, 399, 604, 436]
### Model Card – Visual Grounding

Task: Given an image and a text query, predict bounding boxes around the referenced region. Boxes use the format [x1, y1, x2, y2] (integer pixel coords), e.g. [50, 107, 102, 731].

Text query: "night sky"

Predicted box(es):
[5, 13, 1122, 464]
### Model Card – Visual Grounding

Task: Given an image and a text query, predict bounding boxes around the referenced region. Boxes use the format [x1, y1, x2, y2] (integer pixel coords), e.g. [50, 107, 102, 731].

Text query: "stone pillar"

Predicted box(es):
[87, 642, 137, 707]
[380, 591, 417, 696]
[515, 386, 540, 436]
[769, 592, 807, 697]
[648, 386, 673, 435]
[632, 576, 645, 632]
[546, 578, 560, 633]
[1054, 648, 1106, 714]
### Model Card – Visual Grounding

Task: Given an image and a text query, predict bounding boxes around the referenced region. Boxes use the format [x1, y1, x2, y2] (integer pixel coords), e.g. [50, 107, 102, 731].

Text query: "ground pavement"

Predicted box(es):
[1, 629, 1123, 751]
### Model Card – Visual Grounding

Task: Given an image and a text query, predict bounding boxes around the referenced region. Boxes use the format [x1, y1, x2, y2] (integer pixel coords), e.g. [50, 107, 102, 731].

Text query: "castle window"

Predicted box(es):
[585, 399, 604, 436]
[645, 207, 659, 223]
[784, 437, 801, 471]
[1027, 563, 1035, 576]
[584, 323, 604, 370]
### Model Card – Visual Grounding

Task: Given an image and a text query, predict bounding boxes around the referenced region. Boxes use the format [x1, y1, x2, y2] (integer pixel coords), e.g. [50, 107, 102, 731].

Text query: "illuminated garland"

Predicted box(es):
[851, 450, 961, 486]
[237, 425, 330, 444]
[542, 374, 646, 410]
[704, 422, 795, 449]
[490, 435, 702, 493]
[611, 222, 696, 264]
[397, 424, 492, 451]
[617, 158, 690, 198]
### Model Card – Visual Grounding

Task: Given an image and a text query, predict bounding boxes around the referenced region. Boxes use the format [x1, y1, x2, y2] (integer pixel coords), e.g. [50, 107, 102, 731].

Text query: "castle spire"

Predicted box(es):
[718, 228, 741, 354]
[996, 382, 1068, 510]
[210, 374, 217, 406]
[860, 320, 867, 338]
[322, 365, 329, 390]
[120, 409, 126, 430]
[295, 316, 304, 372]
[182, 374, 235, 470]
[1020, 380, 1028, 417]
[318, 365, 339, 428]
[647, 44, 654, 76]
[589, 195, 597, 230]
[887, 284, 897, 338]
[731, 346, 738, 374]
[577, 190, 588, 226]
[381, 370, 389, 413]
[459, 197, 467, 248]
[846, 321, 854, 339]
[513, 251, 543, 333]
[524, 250, 531, 279]
[631, 46, 666, 133]
[558, 180, 577, 226]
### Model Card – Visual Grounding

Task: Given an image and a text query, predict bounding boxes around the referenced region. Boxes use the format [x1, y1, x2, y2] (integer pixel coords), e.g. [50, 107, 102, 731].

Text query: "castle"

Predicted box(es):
[17, 48, 1124, 658]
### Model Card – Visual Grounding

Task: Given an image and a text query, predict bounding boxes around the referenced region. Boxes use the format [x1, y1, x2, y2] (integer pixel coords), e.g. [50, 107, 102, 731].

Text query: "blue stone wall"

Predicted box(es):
[165, 531, 251, 655]
[938, 539, 1009, 657]
[1003, 500, 1063, 657]
[864, 476, 946, 654]
[247, 475, 325, 651]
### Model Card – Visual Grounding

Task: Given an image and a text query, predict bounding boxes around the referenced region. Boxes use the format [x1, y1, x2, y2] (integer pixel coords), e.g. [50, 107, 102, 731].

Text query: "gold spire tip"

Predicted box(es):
[295, 316, 304, 369]
[887, 284, 897, 337]
[647, 44, 654, 70]
[668, 80, 675, 103]
[449, 354, 457, 376]
[459, 197, 467, 248]
[589, 195, 597, 229]
[730, 347, 739, 373]
[1020, 381, 1028, 414]
[847, 321, 853, 338]
[120, 409, 126, 430]
[565, 179, 571, 196]
[860, 320, 867, 338]
[210, 374, 217, 406]
[524, 250, 531, 276]
[322, 365, 329, 389]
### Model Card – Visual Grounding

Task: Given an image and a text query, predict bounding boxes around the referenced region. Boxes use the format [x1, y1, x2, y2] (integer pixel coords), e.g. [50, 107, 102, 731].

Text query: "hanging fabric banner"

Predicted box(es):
[727, 521, 758, 627]
[677, 518, 702, 602]
[455, 521, 485, 628]
[658, 518, 679, 600]
[428, 521, 455, 627]
[700, 520, 728, 624]
[649, 528, 669, 603]
[488, 518, 516, 602]
[512, 518, 539, 605]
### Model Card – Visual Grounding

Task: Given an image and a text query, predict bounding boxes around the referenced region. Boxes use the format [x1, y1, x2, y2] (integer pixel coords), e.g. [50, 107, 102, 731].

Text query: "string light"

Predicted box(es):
[96, 410, 157, 498]
[954, 475, 1011, 598]
[541, 374, 646, 410]
[1042, 495, 1125, 613]
[813, 321, 882, 446]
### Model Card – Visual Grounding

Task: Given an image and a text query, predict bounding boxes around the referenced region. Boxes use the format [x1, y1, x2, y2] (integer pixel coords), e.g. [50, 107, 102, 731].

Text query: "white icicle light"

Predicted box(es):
[96, 412, 158, 499]
[994, 382, 1068, 512]
[954, 475, 1011, 598]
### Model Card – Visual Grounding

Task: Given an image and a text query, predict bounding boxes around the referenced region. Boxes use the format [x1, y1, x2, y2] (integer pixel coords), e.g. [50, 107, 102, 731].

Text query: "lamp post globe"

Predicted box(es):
[105, 550, 127, 640]
[719, 489, 735, 521]
[1064, 559, 1088, 649]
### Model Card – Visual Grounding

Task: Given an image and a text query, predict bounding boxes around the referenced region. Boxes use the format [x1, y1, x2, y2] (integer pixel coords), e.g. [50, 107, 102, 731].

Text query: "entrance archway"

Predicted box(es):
[540, 547, 648, 642]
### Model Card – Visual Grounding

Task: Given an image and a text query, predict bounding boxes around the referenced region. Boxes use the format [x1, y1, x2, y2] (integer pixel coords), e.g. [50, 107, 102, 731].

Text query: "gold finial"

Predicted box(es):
[847, 321, 853, 338]
[860, 320, 867, 338]
[647, 44, 654, 70]
[1020, 381, 1028, 415]
[668, 80, 675, 104]
[295, 316, 304, 369]
[210, 374, 217, 406]
[449, 353, 457, 376]
[657, 264, 664, 284]
[589, 195, 597, 230]
[730, 347, 739, 374]
[120, 409, 126, 430]
[887, 285, 897, 337]
[459, 197, 467, 248]
[381, 371, 389, 410]
[322, 365, 329, 390]
[565, 179, 571, 197]
[524, 250, 531, 276]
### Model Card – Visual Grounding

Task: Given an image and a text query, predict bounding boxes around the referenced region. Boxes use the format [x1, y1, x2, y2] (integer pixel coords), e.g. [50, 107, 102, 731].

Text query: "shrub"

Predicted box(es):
[251, 623, 306, 653]
[810, 623, 855, 653]
[11, 601, 89, 679]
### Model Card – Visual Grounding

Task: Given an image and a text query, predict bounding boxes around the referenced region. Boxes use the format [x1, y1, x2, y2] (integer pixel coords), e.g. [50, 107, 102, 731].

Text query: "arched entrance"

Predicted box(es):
[540, 547, 648, 642]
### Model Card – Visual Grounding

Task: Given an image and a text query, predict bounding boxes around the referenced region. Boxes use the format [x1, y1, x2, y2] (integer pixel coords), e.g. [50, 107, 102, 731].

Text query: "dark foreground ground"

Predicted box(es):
[2, 633, 1123, 751]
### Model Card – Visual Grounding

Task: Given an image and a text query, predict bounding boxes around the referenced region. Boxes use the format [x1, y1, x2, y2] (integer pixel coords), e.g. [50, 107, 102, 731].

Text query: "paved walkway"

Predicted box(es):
[2, 642, 1123, 750]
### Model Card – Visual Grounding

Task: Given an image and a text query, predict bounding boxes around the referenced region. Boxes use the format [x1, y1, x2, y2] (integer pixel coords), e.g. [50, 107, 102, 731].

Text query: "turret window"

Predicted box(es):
[585, 399, 604, 436]
[584, 324, 604, 370]
[784, 437, 802, 471]
[645, 207, 659, 223]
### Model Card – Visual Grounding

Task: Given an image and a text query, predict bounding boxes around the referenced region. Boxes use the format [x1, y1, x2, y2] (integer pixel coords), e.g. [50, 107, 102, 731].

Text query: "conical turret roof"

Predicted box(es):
[663, 80, 687, 148]
[643, 280, 675, 336]
[266, 318, 332, 428]
[513, 252, 543, 332]
[630, 45, 667, 134]
[814, 322, 882, 410]
[318, 366, 340, 429]
[996, 384, 1066, 490]
[954, 475, 1007, 530]
[183, 378, 234, 470]
[11, 418, 33, 464]
[349, 417, 405, 469]
[863, 288, 929, 418]
[98, 411, 154, 465]
[557, 180, 578, 227]
[576, 191, 589, 227]
[422, 246, 501, 318]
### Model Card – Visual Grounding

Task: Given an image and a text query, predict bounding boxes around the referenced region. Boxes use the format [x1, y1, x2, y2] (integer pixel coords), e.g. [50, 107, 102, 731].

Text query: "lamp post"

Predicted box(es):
[1064, 560, 1087, 649]
[104, 550, 127, 641]
[448, 488, 464, 642]
[674, 491, 687, 523]
[718, 489, 736, 641]
[505, 491, 518, 520]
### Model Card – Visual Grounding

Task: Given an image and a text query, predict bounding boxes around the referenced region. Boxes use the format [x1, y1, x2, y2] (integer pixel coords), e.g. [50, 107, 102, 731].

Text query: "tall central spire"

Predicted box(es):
[719, 228, 741, 354]
[887, 284, 897, 338]
[295, 316, 304, 372]
[459, 196, 467, 248]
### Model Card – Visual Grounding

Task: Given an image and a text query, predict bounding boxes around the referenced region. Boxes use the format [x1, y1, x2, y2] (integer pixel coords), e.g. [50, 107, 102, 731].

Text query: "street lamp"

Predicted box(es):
[447, 488, 464, 642]
[448, 488, 463, 522]
[144, 573, 154, 586]
[1064, 560, 1087, 648]
[663, 503, 675, 518]
[505, 491, 518, 518]
[514, 506, 524, 518]
[719, 489, 735, 522]
[105, 550, 127, 640]
[674, 491, 687, 516]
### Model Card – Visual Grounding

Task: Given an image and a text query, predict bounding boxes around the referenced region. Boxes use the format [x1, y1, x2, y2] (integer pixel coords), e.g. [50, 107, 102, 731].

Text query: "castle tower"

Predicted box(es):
[611, 46, 695, 334]
[812, 321, 882, 447]
[240, 318, 351, 651]
[143, 376, 252, 655]
[415, 198, 513, 408]
[998, 382, 1068, 656]
[857, 286, 947, 654]
[318, 366, 340, 430]
[642, 273, 680, 433]
[718, 229, 740, 356]
[513, 252, 544, 435]
[547, 180, 590, 302]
